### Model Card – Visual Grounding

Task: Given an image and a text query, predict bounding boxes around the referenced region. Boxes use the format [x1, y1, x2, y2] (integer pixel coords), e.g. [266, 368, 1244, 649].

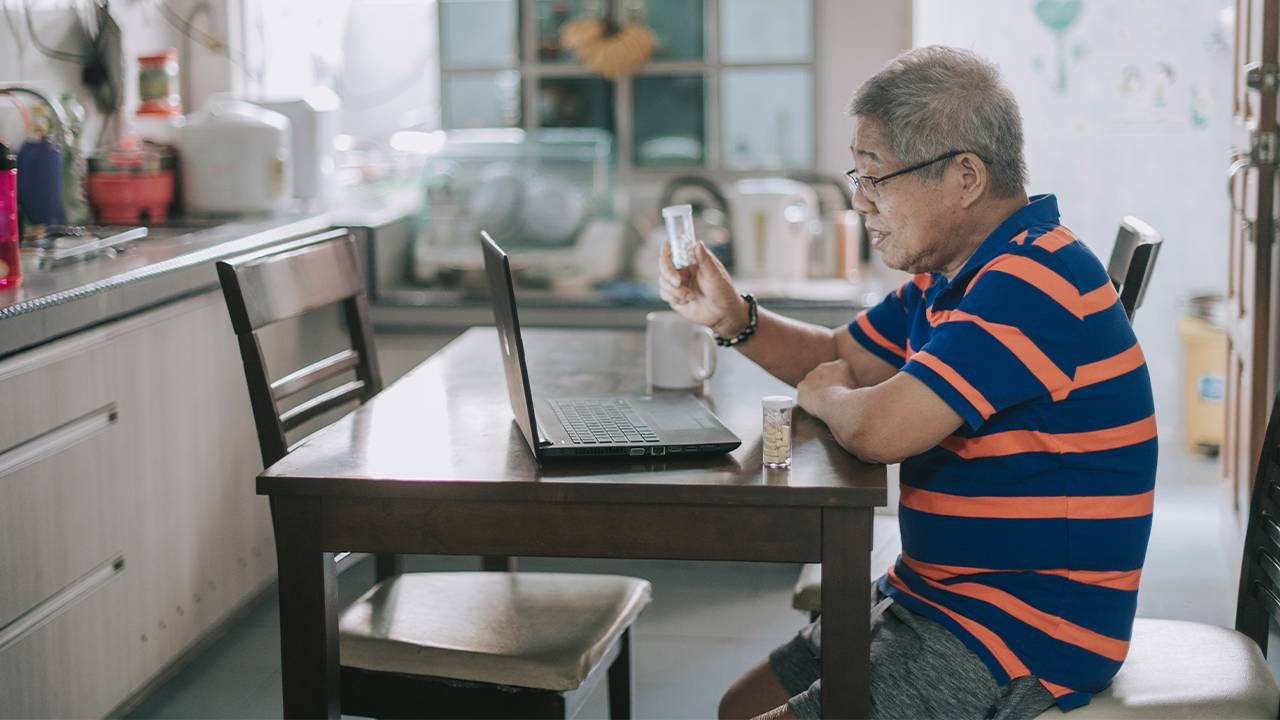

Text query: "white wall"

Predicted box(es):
[0, 0, 238, 150]
[238, 0, 441, 140]
[913, 0, 1235, 437]
[815, 0, 912, 177]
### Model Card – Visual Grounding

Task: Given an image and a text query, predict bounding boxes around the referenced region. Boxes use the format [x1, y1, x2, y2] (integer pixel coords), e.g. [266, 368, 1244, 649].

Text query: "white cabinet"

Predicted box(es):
[0, 281, 438, 718]
[0, 292, 277, 718]
[0, 339, 129, 718]
[109, 293, 278, 696]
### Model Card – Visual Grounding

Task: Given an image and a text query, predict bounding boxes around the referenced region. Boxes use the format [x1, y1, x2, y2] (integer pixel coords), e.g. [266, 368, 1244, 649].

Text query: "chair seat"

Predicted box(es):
[792, 515, 901, 612]
[338, 572, 651, 692]
[1044, 618, 1279, 718]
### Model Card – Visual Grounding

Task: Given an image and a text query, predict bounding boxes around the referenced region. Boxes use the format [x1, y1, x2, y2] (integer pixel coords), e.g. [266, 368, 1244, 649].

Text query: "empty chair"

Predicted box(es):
[1106, 215, 1163, 321]
[216, 231, 650, 719]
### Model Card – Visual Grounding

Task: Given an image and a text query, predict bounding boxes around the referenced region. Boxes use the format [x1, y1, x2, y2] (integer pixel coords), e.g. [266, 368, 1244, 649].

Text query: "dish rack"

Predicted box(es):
[411, 128, 624, 289]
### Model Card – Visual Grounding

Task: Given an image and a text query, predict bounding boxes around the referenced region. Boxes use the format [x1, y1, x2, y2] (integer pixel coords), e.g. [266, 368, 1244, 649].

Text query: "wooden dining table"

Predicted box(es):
[258, 327, 887, 718]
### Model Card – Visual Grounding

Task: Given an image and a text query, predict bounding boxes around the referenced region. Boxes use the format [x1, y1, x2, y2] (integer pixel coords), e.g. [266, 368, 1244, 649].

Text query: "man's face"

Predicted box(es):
[849, 119, 961, 275]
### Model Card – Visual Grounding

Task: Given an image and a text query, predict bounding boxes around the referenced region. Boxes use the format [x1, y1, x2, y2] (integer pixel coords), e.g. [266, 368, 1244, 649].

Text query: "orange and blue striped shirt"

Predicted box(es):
[848, 194, 1156, 710]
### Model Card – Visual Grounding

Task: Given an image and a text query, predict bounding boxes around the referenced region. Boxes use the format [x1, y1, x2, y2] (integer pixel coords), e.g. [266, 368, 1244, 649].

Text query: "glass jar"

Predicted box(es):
[138, 49, 182, 116]
[762, 395, 795, 468]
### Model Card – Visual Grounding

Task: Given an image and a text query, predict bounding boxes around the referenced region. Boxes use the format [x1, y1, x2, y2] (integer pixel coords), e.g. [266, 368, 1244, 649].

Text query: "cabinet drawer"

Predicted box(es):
[0, 404, 122, 629]
[0, 554, 130, 719]
[0, 339, 116, 454]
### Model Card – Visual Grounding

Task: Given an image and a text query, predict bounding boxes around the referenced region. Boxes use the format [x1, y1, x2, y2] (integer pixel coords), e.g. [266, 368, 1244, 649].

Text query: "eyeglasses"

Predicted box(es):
[845, 150, 987, 201]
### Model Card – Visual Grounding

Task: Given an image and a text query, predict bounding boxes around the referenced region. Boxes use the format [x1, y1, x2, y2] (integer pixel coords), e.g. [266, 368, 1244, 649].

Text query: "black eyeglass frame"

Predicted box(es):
[845, 150, 990, 197]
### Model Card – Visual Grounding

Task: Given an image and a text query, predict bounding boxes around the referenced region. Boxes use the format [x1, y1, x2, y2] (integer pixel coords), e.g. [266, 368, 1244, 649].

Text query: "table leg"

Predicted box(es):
[821, 507, 873, 719]
[271, 496, 340, 718]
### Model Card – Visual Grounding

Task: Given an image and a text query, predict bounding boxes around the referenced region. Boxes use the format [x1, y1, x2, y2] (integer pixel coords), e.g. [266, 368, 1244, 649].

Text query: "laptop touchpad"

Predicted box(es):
[648, 404, 717, 430]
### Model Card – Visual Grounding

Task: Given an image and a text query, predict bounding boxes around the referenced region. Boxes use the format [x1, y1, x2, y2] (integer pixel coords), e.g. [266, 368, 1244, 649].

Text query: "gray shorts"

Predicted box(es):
[767, 592, 1055, 719]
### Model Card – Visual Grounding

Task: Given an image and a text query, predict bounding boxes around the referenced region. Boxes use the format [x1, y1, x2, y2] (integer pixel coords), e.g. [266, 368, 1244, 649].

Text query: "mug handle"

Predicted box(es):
[694, 327, 718, 381]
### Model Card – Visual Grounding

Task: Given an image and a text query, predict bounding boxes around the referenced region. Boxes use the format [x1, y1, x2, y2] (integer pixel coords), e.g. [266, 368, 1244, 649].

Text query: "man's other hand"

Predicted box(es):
[797, 359, 858, 415]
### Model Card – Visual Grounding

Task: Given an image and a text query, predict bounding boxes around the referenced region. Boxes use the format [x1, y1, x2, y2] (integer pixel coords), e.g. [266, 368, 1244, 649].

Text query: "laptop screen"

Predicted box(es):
[480, 231, 543, 459]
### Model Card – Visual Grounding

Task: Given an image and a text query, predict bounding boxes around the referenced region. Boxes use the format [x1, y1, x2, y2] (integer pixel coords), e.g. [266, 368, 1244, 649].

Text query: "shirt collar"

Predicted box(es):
[935, 194, 1060, 290]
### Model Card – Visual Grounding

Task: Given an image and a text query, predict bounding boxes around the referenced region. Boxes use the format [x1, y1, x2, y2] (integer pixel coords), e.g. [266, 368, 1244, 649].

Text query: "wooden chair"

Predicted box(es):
[1106, 215, 1163, 322]
[1053, 389, 1280, 718]
[216, 230, 650, 719]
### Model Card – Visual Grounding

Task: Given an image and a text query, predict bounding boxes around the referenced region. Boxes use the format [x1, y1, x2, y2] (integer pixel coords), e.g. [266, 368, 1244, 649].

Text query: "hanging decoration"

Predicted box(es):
[560, 4, 656, 80]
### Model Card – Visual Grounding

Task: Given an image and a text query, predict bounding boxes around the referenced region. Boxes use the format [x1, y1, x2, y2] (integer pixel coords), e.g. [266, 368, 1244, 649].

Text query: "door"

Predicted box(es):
[1225, 0, 1279, 522]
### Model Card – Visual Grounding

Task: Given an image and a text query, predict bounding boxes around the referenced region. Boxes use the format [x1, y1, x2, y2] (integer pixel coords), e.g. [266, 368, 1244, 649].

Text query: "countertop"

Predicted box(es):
[0, 213, 333, 359]
[369, 276, 893, 332]
[0, 191, 898, 357]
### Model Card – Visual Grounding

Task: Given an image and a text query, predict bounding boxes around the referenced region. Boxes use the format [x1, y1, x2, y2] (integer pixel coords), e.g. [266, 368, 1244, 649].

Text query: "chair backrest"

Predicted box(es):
[1105, 216, 1163, 321]
[216, 230, 383, 468]
[1236, 390, 1280, 657]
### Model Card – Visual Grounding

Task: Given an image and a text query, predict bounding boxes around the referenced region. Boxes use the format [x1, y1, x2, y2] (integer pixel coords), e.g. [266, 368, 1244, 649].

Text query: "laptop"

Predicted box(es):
[481, 231, 742, 461]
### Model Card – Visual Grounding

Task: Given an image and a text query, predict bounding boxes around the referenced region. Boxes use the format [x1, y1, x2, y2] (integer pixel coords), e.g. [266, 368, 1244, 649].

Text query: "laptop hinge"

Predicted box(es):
[535, 418, 553, 446]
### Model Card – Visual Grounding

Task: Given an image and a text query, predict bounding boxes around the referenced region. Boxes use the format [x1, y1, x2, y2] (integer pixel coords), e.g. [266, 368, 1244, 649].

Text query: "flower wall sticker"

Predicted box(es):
[1034, 0, 1084, 93]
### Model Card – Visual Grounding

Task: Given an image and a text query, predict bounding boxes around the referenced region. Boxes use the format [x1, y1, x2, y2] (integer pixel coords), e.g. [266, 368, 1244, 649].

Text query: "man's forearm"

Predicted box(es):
[806, 385, 872, 459]
[719, 300, 839, 387]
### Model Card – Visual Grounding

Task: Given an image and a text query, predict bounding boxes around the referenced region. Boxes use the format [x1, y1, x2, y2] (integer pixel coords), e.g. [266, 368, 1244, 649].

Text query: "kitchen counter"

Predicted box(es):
[370, 276, 894, 331]
[0, 213, 332, 359]
[360, 205, 899, 332]
[0, 189, 899, 358]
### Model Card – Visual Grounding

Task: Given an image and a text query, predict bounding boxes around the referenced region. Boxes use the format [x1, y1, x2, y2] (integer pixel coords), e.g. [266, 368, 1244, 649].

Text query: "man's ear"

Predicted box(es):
[956, 153, 987, 209]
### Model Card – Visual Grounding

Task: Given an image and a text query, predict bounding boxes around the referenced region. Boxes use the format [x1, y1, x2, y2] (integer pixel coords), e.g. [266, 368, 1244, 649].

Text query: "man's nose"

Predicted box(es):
[851, 185, 876, 215]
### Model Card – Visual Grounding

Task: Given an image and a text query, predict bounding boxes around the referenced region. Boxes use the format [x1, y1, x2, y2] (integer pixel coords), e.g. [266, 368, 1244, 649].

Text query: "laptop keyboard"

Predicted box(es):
[551, 399, 659, 445]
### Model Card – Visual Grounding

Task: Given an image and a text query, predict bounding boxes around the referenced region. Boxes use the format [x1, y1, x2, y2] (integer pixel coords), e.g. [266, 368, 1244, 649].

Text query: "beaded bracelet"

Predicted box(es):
[714, 293, 758, 347]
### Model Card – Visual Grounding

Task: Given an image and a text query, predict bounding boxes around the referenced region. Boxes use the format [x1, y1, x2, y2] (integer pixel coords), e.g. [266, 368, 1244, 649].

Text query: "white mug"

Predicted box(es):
[646, 311, 718, 390]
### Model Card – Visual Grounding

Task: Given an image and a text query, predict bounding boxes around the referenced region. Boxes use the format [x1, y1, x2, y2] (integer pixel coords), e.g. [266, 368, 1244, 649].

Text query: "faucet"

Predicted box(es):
[0, 83, 73, 151]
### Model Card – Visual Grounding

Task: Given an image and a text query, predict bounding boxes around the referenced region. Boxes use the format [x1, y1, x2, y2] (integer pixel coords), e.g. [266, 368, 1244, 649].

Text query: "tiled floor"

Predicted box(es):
[126, 439, 1233, 719]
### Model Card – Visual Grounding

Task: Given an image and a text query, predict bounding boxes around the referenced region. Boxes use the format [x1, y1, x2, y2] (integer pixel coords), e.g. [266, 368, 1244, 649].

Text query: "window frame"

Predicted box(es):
[436, 0, 820, 177]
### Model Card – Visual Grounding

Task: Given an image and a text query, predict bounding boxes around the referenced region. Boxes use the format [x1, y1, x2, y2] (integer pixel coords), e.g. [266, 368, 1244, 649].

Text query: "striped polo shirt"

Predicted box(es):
[848, 194, 1156, 710]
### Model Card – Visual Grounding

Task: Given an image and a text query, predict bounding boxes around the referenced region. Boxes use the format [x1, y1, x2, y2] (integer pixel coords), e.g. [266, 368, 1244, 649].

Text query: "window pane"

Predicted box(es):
[633, 75, 705, 167]
[445, 72, 522, 128]
[536, 0, 599, 63]
[636, 0, 703, 61]
[721, 67, 813, 170]
[538, 77, 615, 134]
[441, 0, 518, 68]
[719, 0, 812, 63]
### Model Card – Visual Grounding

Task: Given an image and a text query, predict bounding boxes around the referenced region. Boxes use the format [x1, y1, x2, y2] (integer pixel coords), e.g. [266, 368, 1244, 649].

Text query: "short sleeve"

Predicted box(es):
[846, 279, 921, 369]
[901, 260, 1085, 430]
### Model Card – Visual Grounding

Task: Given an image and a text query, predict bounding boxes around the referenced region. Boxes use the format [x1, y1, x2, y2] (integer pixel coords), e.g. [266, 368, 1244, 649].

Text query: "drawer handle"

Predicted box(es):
[0, 403, 118, 478]
[0, 554, 125, 654]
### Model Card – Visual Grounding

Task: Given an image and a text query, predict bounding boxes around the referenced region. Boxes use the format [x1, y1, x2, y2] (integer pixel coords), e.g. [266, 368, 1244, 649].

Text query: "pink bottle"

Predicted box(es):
[0, 143, 18, 288]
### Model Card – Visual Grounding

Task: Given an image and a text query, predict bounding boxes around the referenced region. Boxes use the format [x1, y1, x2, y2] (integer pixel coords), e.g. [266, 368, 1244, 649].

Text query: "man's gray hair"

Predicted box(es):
[849, 46, 1027, 197]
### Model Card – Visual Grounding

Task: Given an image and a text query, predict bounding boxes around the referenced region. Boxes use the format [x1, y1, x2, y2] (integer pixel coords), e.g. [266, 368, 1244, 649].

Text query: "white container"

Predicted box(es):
[762, 395, 795, 468]
[662, 203, 697, 269]
[730, 178, 818, 281]
[179, 96, 291, 215]
[254, 88, 340, 203]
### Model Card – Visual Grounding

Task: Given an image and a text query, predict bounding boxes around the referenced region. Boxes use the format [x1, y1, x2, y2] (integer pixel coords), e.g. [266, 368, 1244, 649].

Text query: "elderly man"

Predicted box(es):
[659, 46, 1156, 719]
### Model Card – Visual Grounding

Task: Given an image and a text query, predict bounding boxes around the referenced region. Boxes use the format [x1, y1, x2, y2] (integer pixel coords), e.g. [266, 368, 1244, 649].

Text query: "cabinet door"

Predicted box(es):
[0, 334, 130, 719]
[0, 342, 120, 627]
[0, 554, 131, 719]
[110, 293, 278, 692]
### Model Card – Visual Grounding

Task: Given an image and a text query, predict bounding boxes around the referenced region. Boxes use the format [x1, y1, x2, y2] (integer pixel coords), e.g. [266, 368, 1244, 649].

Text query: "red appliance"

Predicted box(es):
[87, 142, 175, 225]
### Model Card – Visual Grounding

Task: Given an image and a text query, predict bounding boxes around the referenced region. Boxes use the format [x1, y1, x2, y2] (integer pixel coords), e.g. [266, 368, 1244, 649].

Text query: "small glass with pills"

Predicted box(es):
[762, 395, 795, 468]
[662, 203, 698, 269]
